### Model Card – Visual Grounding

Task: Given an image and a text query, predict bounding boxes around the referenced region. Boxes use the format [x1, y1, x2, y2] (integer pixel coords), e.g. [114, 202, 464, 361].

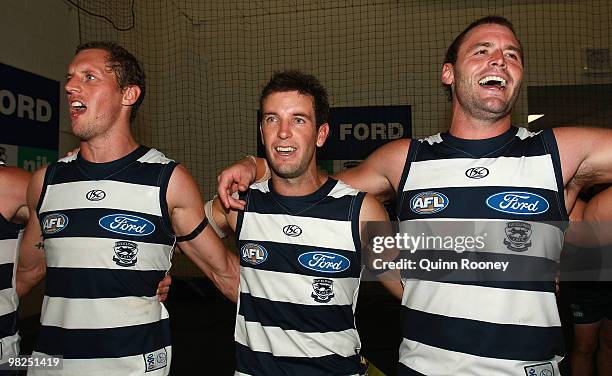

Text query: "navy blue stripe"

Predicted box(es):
[237, 241, 361, 278]
[49, 148, 171, 187]
[235, 342, 362, 376]
[246, 190, 357, 221]
[0, 214, 22, 239]
[39, 208, 174, 246]
[0, 310, 18, 338]
[397, 363, 426, 376]
[35, 319, 171, 359]
[397, 249, 559, 283]
[413, 128, 550, 161]
[398, 186, 565, 222]
[45, 267, 166, 298]
[239, 293, 356, 333]
[400, 306, 564, 361]
[0, 263, 13, 290]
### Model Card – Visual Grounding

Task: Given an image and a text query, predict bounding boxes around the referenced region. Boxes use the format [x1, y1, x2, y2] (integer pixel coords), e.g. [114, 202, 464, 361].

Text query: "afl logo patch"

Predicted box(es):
[283, 224, 302, 237]
[98, 214, 156, 236]
[86, 189, 106, 201]
[42, 213, 69, 234]
[486, 191, 549, 215]
[410, 191, 449, 214]
[298, 251, 350, 273]
[465, 167, 489, 179]
[241, 243, 268, 265]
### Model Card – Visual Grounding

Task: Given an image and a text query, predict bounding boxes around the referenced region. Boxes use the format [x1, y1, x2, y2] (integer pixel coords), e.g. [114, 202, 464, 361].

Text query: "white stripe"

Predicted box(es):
[399, 338, 561, 376]
[0, 333, 20, 363]
[29, 347, 171, 376]
[402, 280, 561, 327]
[403, 155, 558, 192]
[240, 267, 359, 306]
[240, 213, 356, 251]
[328, 180, 359, 198]
[250, 181, 270, 193]
[398, 219, 564, 262]
[44, 237, 172, 271]
[40, 180, 162, 216]
[0, 287, 18, 316]
[137, 148, 173, 164]
[0, 238, 18, 265]
[516, 127, 542, 140]
[234, 314, 360, 358]
[40, 296, 168, 329]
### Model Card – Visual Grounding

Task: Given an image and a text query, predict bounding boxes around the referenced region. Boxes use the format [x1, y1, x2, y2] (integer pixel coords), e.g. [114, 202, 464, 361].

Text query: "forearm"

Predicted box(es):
[182, 246, 239, 302]
[16, 261, 46, 298]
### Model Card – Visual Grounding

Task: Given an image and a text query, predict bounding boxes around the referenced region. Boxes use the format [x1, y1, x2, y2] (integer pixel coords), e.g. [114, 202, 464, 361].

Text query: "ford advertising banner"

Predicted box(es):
[0, 62, 59, 170]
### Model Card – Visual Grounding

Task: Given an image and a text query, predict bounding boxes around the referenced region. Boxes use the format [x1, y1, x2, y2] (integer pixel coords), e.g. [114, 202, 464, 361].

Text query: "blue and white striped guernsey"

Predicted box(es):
[0, 208, 23, 366]
[235, 178, 366, 376]
[31, 146, 176, 376]
[395, 127, 568, 375]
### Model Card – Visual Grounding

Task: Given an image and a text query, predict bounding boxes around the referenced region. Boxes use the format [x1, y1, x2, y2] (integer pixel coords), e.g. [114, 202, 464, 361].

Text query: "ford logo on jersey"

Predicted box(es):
[98, 214, 155, 236]
[410, 191, 449, 214]
[486, 191, 549, 215]
[240, 243, 268, 265]
[298, 252, 350, 273]
[42, 213, 69, 234]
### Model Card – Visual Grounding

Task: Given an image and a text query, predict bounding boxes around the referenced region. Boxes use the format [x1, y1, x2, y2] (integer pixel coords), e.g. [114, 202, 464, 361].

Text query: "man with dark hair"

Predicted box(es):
[207, 70, 401, 375]
[219, 16, 612, 375]
[18, 41, 238, 375]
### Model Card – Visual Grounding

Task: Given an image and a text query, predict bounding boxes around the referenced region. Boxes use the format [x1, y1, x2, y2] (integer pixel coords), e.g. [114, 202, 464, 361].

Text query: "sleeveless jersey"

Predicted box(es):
[0, 210, 23, 366]
[30, 146, 176, 376]
[396, 127, 568, 375]
[234, 178, 366, 376]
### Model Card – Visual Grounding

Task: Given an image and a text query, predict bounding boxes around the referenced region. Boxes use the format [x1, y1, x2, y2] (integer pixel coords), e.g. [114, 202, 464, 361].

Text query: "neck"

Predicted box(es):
[448, 105, 513, 139]
[79, 129, 139, 163]
[270, 167, 328, 197]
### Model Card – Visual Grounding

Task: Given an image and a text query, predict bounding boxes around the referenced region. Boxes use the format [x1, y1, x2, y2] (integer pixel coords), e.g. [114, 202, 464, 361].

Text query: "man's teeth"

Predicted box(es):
[478, 76, 507, 87]
[276, 146, 296, 152]
[71, 101, 87, 109]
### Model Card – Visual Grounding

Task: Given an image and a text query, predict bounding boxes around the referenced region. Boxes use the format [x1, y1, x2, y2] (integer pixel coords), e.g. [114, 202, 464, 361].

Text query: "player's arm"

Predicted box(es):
[16, 167, 47, 298]
[167, 165, 239, 302]
[359, 193, 403, 300]
[0, 166, 30, 224]
[218, 138, 411, 208]
[337, 138, 410, 203]
[555, 127, 612, 210]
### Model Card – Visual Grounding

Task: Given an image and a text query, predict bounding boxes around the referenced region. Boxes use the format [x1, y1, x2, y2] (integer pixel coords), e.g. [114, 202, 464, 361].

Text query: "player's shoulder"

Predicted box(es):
[138, 147, 175, 164]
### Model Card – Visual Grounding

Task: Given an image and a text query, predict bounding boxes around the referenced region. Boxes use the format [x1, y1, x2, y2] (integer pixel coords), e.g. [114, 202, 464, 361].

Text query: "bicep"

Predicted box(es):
[334, 139, 409, 202]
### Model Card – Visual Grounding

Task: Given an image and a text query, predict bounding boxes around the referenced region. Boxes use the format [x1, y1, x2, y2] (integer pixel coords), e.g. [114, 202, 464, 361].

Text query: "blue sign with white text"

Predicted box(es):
[0, 62, 60, 149]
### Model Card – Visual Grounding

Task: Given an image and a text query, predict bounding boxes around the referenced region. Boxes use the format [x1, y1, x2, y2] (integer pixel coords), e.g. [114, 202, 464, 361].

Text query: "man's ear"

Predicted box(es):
[316, 123, 329, 147]
[441, 63, 454, 86]
[122, 85, 141, 106]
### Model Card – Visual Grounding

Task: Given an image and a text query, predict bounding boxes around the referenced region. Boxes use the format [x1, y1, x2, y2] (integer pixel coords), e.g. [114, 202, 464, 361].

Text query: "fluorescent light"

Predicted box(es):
[528, 114, 545, 123]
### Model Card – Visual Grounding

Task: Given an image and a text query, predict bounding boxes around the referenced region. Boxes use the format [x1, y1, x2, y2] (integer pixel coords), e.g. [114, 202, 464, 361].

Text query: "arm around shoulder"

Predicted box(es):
[335, 138, 411, 203]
